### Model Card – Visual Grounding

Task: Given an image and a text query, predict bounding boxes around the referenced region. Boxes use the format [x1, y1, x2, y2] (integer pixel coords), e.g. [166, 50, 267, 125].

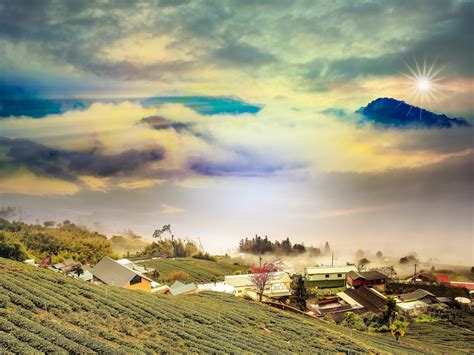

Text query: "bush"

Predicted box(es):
[192, 252, 217, 262]
[341, 312, 366, 331]
[167, 270, 190, 282]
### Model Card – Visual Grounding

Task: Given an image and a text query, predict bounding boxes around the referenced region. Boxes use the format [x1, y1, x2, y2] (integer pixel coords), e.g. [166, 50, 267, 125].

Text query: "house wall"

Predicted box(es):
[125, 277, 152, 292]
[347, 277, 386, 292]
[306, 272, 347, 282]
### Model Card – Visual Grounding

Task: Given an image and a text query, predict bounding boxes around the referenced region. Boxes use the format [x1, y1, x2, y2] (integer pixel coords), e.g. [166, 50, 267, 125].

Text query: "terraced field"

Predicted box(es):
[140, 257, 246, 283]
[0, 258, 472, 354]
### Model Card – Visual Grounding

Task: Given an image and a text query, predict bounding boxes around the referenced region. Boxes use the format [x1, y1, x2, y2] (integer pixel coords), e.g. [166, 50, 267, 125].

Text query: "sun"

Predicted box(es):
[416, 77, 431, 92]
[403, 56, 446, 107]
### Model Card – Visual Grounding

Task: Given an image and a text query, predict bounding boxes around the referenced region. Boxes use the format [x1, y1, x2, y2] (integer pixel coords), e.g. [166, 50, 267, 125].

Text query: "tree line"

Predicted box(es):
[238, 235, 330, 256]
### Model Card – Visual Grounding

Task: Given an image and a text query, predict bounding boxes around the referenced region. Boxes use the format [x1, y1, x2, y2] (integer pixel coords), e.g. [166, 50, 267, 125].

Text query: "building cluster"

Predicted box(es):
[27, 256, 473, 321]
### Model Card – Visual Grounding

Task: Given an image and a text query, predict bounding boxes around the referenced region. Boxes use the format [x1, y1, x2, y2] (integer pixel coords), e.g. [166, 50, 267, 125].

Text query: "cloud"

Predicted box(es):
[160, 203, 185, 214]
[310, 205, 396, 219]
[211, 42, 276, 68]
[0, 137, 165, 180]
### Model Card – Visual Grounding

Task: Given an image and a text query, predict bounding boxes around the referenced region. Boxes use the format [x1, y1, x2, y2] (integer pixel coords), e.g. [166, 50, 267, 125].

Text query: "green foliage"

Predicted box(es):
[1, 258, 473, 353]
[238, 235, 321, 256]
[390, 320, 408, 341]
[192, 251, 217, 261]
[0, 218, 112, 263]
[140, 238, 200, 258]
[382, 297, 398, 325]
[291, 274, 308, 311]
[142, 257, 245, 283]
[341, 312, 367, 331]
[386, 281, 469, 298]
[0, 257, 376, 353]
[310, 287, 346, 298]
[0, 233, 29, 261]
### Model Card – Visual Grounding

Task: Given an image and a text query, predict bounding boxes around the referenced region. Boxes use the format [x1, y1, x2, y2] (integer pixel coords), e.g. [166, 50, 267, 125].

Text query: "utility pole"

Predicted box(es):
[331, 253, 334, 266]
[413, 263, 417, 279]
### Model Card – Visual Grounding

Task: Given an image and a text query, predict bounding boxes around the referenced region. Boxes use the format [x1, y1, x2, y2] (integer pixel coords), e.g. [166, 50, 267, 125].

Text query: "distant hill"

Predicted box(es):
[357, 98, 470, 128]
[1, 258, 472, 353]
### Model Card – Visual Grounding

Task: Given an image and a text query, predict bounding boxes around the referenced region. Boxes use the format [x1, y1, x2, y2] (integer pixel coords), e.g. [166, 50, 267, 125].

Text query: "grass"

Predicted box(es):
[0, 257, 473, 354]
[140, 257, 247, 284]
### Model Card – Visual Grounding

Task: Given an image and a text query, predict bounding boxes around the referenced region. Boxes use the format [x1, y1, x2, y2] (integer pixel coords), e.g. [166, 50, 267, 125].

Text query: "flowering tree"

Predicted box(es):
[249, 261, 279, 302]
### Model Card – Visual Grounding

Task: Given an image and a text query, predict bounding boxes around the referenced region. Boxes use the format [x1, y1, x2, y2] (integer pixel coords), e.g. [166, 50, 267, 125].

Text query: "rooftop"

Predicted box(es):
[91, 257, 152, 287]
[342, 287, 387, 313]
[399, 289, 437, 303]
[348, 270, 387, 281]
[305, 265, 358, 275]
[170, 281, 197, 296]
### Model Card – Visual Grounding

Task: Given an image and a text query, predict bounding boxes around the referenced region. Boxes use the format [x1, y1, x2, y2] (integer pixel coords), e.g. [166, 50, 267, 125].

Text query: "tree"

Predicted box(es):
[153, 224, 173, 240]
[168, 270, 189, 283]
[390, 320, 407, 341]
[323, 241, 331, 255]
[292, 274, 308, 311]
[376, 251, 383, 258]
[342, 312, 366, 334]
[358, 258, 370, 271]
[0, 233, 28, 261]
[355, 249, 365, 259]
[249, 261, 279, 302]
[382, 297, 398, 325]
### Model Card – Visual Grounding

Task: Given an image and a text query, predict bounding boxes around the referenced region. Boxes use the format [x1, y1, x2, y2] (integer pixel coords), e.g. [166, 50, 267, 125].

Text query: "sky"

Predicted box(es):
[0, 0, 473, 264]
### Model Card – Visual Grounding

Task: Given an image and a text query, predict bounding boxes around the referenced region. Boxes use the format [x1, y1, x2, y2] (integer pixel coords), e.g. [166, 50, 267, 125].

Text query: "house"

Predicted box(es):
[169, 281, 198, 296]
[53, 258, 81, 273]
[91, 256, 153, 292]
[304, 265, 358, 288]
[409, 272, 436, 284]
[116, 258, 154, 275]
[224, 271, 292, 301]
[347, 270, 387, 291]
[398, 289, 439, 304]
[337, 286, 388, 313]
[396, 289, 440, 316]
[152, 285, 172, 295]
[436, 274, 450, 284]
[449, 281, 474, 291]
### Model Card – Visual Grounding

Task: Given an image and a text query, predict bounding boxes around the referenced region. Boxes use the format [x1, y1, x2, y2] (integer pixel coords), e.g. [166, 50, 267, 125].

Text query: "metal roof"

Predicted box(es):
[342, 287, 387, 312]
[347, 270, 387, 281]
[169, 281, 197, 295]
[399, 289, 436, 302]
[91, 256, 152, 287]
[305, 265, 357, 275]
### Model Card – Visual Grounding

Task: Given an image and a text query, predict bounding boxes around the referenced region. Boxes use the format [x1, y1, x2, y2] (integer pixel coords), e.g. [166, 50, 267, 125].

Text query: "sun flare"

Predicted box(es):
[403, 57, 446, 106]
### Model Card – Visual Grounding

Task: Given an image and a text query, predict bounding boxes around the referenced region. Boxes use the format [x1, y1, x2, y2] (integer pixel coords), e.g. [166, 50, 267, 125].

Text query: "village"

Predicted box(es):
[24, 251, 474, 332]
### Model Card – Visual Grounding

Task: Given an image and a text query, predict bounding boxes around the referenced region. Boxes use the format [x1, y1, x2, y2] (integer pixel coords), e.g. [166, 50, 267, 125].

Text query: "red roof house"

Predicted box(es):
[449, 282, 474, 290]
[436, 274, 450, 284]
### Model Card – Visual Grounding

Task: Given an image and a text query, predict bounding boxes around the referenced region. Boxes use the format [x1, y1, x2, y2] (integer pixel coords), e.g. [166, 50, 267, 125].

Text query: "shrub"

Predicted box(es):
[167, 270, 190, 282]
[192, 252, 217, 262]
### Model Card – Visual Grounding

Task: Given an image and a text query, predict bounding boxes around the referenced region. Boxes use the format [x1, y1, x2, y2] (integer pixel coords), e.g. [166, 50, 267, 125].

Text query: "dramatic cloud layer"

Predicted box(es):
[0, 0, 472, 263]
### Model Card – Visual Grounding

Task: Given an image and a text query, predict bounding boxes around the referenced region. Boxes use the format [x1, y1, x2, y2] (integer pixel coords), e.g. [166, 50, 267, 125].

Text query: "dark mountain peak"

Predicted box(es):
[357, 97, 470, 129]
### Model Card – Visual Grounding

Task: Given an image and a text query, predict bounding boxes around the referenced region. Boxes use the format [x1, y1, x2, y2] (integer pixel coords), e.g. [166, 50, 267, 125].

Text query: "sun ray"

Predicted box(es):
[403, 56, 447, 110]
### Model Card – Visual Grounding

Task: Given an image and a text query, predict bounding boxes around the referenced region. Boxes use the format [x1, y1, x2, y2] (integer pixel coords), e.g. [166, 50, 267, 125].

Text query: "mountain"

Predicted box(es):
[357, 98, 470, 128]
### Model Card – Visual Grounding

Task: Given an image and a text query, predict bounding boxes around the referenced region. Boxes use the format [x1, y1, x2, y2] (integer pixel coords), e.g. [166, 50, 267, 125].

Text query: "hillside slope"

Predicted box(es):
[0, 258, 472, 354]
[140, 257, 246, 283]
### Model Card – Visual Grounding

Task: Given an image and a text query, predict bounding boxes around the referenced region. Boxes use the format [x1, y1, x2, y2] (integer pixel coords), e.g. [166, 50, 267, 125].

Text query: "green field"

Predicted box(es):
[140, 257, 247, 283]
[0, 258, 473, 354]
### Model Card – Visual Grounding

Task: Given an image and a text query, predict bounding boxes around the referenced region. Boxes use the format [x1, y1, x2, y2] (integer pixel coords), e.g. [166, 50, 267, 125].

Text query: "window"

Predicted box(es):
[337, 273, 342, 277]
[325, 274, 330, 278]
[130, 275, 142, 285]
